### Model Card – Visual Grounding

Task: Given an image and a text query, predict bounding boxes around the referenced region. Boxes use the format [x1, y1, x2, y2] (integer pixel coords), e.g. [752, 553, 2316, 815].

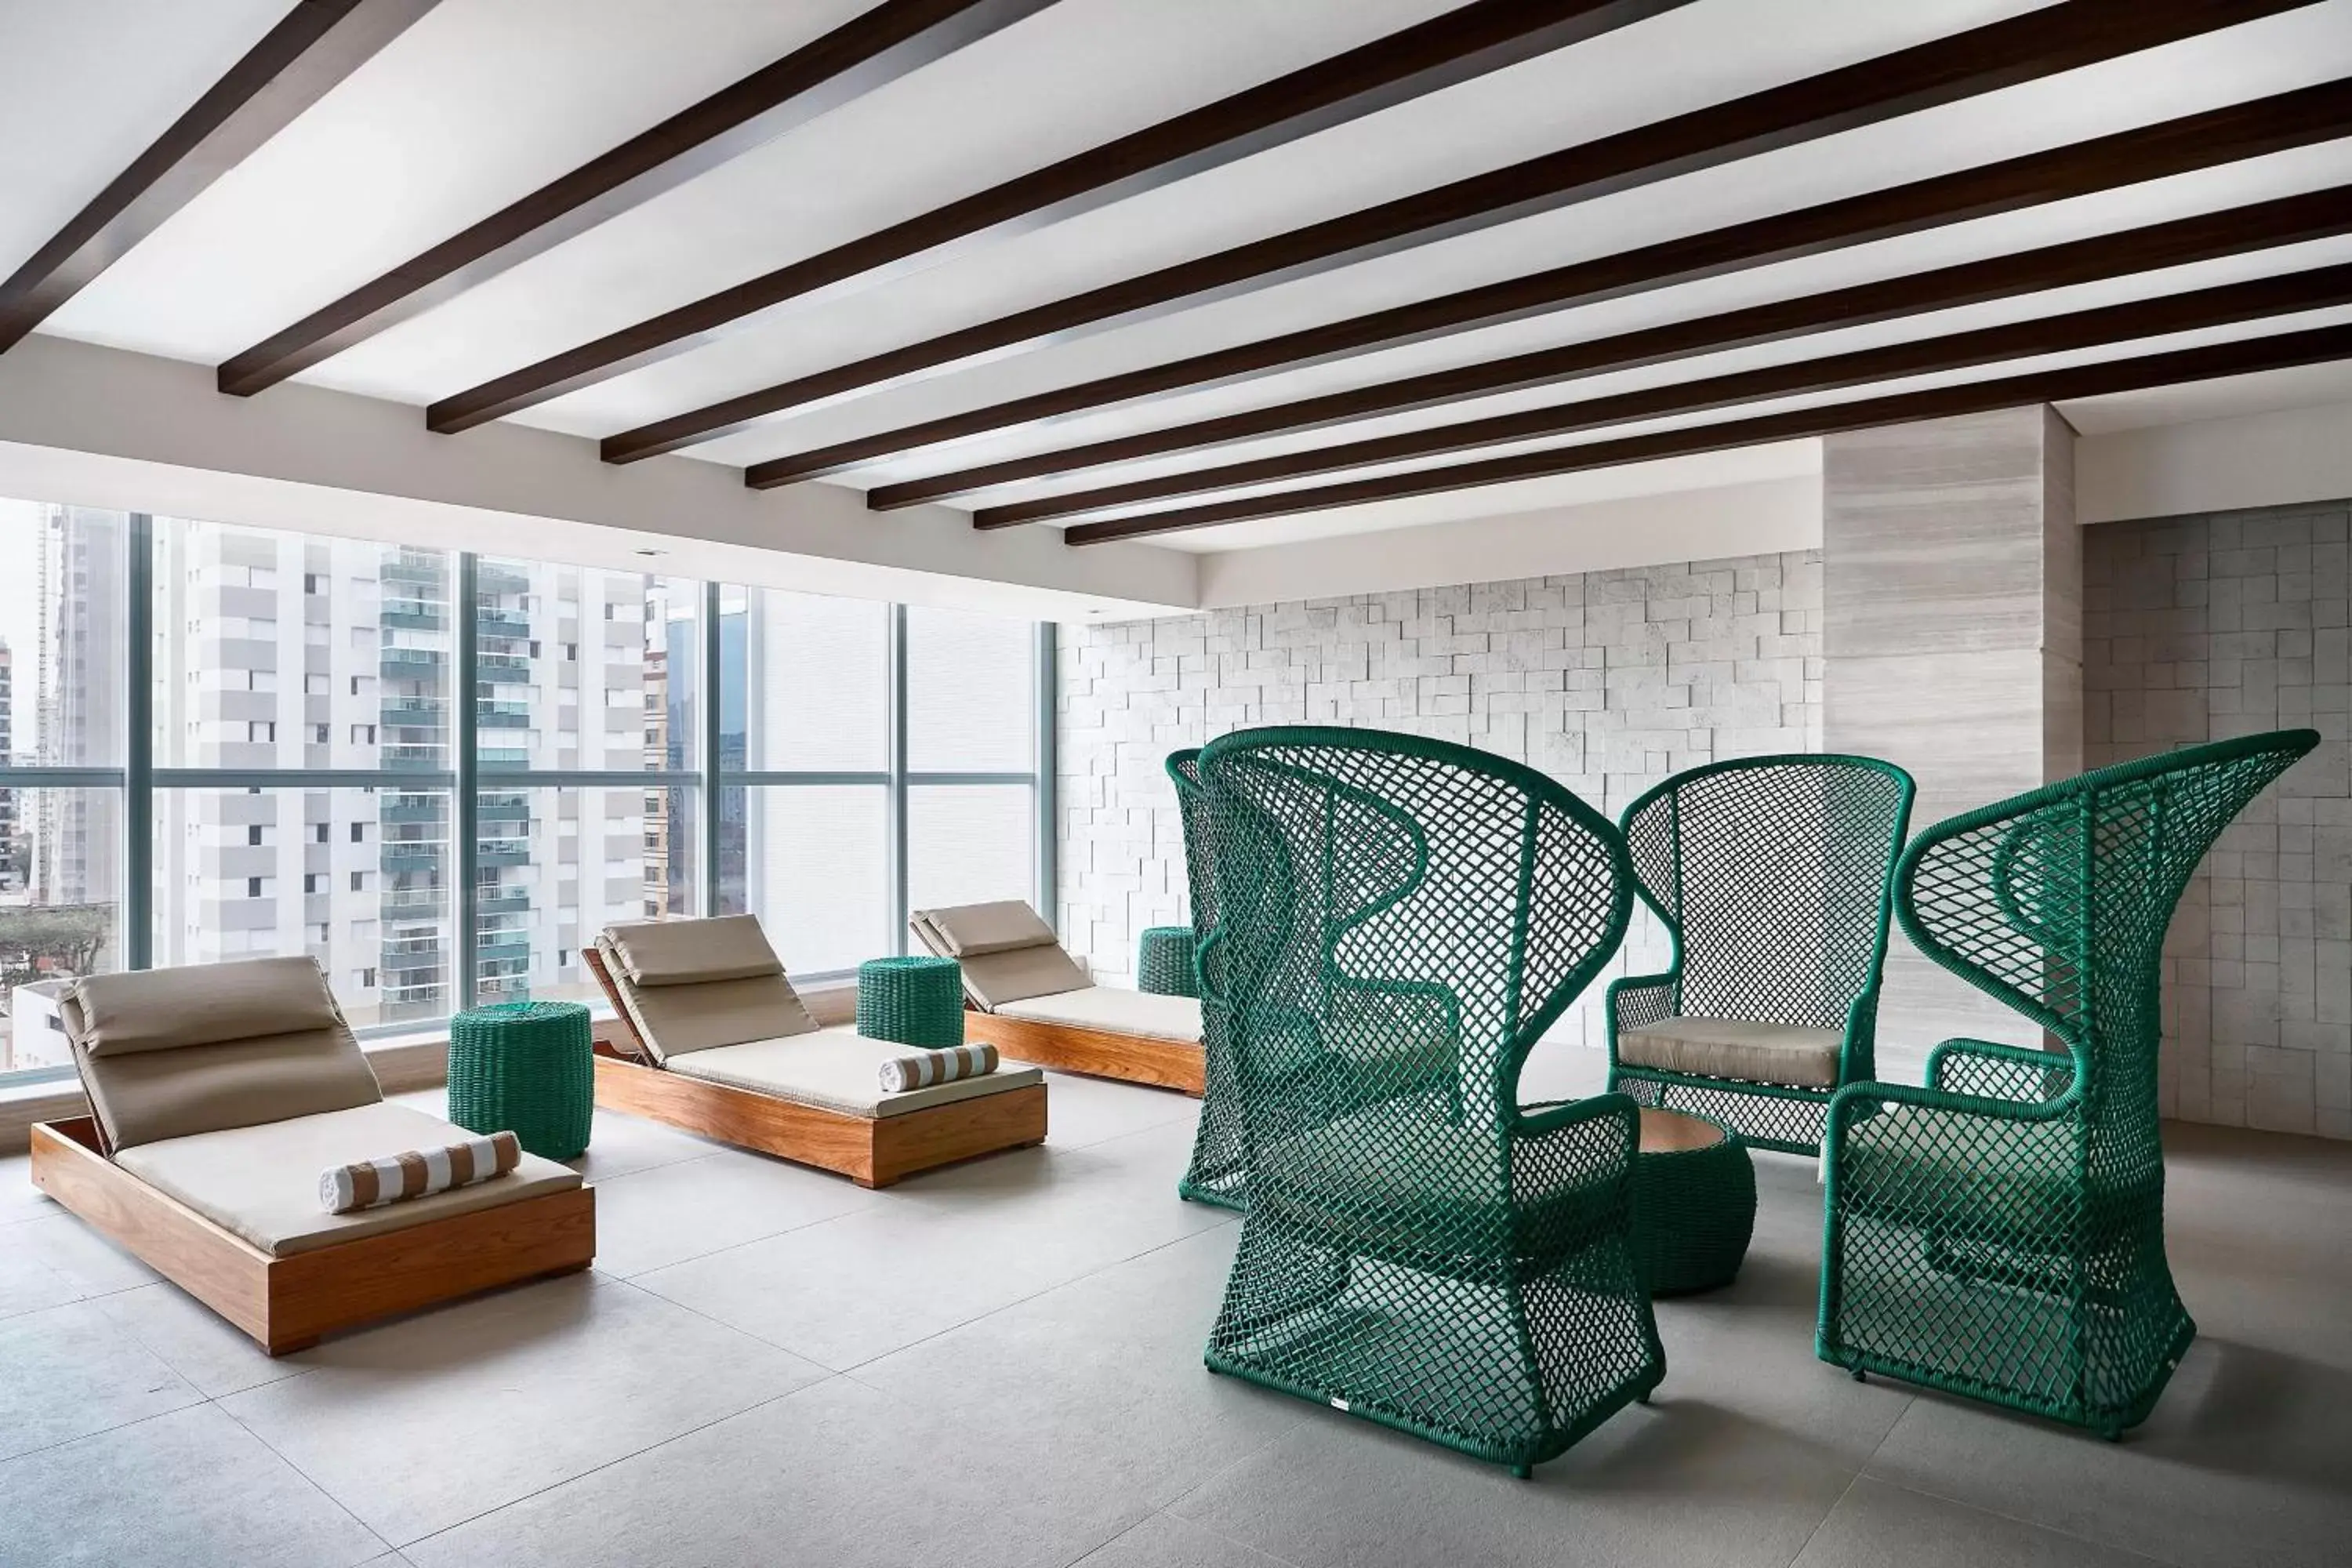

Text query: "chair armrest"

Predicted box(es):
[1605, 974, 1677, 1062]
[1511, 1093, 1641, 1217]
[1836, 982, 1882, 1086]
[1827, 1057, 2082, 1145]
[1926, 1038, 2076, 1103]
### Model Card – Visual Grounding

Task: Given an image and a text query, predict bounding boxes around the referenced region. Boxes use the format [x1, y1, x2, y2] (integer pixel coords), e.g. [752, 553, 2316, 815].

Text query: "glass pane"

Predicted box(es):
[728, 587, 887, 771]
[908, 784, 1034, 913]
[474, 786, 696, 1006]
[152, 787, 448, 1030]
[906, 606, 1034, 772]
[720, 785, 889, 975]
[153, 521, 453, 770]
[0, 786, 124, 1073]
[475, 559, 699, 772]
[0, 499, 127, 767]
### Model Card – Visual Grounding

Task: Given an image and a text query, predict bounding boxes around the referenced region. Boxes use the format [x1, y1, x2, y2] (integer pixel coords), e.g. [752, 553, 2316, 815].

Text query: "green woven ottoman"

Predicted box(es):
[1631, 1109, 1756, 1296]
[447, 1000, 594, 1162]
[857, 956, 964, 1050]
[1137, 926, 1198, 998]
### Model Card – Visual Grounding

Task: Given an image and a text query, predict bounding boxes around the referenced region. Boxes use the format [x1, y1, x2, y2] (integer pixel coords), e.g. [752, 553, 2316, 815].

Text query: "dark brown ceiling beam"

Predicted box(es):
[1062, 322, 2352, 545]
[750, 78, 2352, 490]
[975, 262, 2352, 527]
[422, 0, 1697, 434]
[882, 187, 2352, 510]
[0, 0, 439, 354]
[217, 0, 1059, 397]
[603, 0, 2319, 464]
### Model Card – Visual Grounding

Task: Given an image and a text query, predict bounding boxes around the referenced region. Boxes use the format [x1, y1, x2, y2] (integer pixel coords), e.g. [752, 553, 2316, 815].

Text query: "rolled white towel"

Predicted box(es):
[878, 1044, 999, 1094]
[319, 1129, 521, 1214]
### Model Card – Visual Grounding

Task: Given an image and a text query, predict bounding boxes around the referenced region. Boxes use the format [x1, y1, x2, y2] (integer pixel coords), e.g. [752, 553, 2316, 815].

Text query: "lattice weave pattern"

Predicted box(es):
[1172, 750, 1250, 1210]
[1194, 727, 1663, 1473]
[1819, 729, 2318, 1436]
[1609, 756, 1912, 1153]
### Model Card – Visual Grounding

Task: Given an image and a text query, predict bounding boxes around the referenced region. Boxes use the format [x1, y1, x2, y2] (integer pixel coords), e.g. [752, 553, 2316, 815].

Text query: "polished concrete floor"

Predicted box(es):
[2, 1057, 2348, 1568]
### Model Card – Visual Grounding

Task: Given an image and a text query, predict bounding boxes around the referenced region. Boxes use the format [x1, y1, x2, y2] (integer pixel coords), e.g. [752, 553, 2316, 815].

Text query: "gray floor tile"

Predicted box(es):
[0, 1153, 59, 1226]
[1791, 1476, 2164, 1567]
[402, 1374, 1142, 1568]
[0, 1299, 203, 1462]
[1034, 1070, 1200, 1150]
[220, 1271, 829, 1546]
[855, 1225, 1298, 1511]
[0, 1210, 157, 1318]
[636, 1137, 1229, 1370]
[0, 1403, 385, 1568]
[586, 1146, 879, 1277]
[1073, 1513, 1301, 1568]
[566, 1105, 733, 1181]
[96, 1280, 310, 1399]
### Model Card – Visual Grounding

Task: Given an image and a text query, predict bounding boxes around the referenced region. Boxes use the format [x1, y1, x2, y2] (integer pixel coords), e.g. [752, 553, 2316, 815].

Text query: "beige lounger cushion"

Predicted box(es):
[71, 956, 343, 1056]
[64, 960, 383, 1152]
[662, 1025, 1044, 1119]
[910, 900, 1056, 957]
[605, 915, 782, 986]
[996, 986, 1203, 1045]
[1616, 1016, 1844, 1090]
[596, 935, 818, 1062]
[908, 901, 1090, 1009]
[114, 1102, 580, 1258]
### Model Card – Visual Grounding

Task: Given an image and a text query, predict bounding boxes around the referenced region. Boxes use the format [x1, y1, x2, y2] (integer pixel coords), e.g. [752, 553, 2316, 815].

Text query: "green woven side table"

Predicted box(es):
[1137, 925, 1198, 998]
[857, 956, 964, 1050]
[447, 1000, 593, 1162]
[1631, 1109, 1757, 1296]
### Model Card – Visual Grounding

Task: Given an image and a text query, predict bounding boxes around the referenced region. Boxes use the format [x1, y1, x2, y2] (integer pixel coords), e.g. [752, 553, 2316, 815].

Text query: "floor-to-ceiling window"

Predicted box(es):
[0, 495, 1051, 1083]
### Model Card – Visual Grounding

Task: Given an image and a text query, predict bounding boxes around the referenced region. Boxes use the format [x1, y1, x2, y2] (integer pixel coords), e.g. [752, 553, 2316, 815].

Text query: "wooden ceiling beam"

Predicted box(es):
[1060, 322, 2352, 544]
[216, 0, 1061, 396]
[0, 0, 440, 354]
[420, 0, 1694, 434]
[601, 0, 2319, 463]
[750, 77, 2352, 491]
[975, 263, 2352, 527]
[876, 188, 2352, 510]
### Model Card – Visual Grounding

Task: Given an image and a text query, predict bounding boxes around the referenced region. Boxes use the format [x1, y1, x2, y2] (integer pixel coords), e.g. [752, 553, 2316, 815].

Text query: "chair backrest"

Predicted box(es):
[1621, 755, 1913, 1033]
[1897, 730, 2317, 1156]
[1167, 750, 1217, 949]
[907, 899, 1090, 1010]
[64, 956, 383, 1152]
[597, 914, 818, 1063]
[1197, 727, 1630, 1142]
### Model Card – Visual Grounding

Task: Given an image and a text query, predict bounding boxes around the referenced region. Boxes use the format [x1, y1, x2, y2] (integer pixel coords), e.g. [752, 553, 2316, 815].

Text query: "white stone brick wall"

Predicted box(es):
[1056, 550, 1823, 1069]
[2085, 499, 2352, 1140]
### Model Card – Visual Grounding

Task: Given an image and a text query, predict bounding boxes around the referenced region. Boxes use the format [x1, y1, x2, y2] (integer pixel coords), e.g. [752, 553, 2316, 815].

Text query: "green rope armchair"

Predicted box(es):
[1171, 749, 1247, 1210]
[1818, 730, 2318, 1437]
[1608, 754, 1915, 1155]
[1195, 726, 1664, 1475]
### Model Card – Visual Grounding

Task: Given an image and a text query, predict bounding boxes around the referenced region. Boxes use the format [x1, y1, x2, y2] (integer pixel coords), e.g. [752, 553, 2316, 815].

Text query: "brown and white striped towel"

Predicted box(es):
[318, 1130, 521, 1214]
[877, 1044, 998, 1094]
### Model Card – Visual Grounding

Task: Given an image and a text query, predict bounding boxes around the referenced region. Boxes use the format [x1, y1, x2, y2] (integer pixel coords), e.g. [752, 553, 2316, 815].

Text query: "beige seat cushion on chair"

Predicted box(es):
[595, 923, 818, 1063]
[1616, 1016, 1843, 1090]
[66, 957, 385, 1151]
[662, 1025, 1044, 1119]
[995, 987, 1203, 1045]
[908, 901, 1090, 1010]
[114, 1102, 581, 1258]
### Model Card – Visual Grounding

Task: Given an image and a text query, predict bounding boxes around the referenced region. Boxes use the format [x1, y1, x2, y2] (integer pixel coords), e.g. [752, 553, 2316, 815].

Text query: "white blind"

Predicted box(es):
[907, 785, 1033, 913]
[906, 606, 1033, 772]
[750, 786, 890, 973]
[754, 590, 887, 770]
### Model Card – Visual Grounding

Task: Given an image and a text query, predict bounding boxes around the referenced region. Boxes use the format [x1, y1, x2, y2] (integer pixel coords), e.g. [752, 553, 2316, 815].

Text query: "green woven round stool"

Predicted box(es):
[447, 1000, 593, 1162]
[1631, 1109, 1756, 1296]
[857, 956, 964, 1050]
[1136, 925, 1198, 997]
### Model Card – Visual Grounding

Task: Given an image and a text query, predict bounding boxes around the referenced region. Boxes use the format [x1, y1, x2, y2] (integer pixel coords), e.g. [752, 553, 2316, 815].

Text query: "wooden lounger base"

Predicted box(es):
[961, 1011, 1206, 1096]
[29, 1117, 596, 1356]
[591, 1048, 1047, 1188]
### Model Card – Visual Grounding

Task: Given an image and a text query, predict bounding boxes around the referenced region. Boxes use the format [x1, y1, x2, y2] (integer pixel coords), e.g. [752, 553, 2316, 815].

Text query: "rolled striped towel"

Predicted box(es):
[318, 1130, 521, 1214]
[878, 1044, 998, 1094]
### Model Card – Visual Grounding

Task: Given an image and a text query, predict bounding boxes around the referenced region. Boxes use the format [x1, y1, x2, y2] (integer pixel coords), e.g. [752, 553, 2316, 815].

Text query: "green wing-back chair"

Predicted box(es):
[1608, 755, 1915, 1154]
[1818, 730, 2318, 1436]
[1196, 726, 1663, 1475]
[1171, 749, 1247, 1210]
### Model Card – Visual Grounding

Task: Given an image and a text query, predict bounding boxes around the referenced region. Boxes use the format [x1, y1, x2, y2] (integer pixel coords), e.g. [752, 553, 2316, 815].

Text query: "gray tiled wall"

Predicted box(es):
[1056, 551, 1822, 1065]
[2084, 498, 2352, 1140]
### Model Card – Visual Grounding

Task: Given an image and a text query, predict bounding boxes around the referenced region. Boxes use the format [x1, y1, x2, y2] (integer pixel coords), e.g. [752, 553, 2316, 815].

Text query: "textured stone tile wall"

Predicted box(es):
[2084, 498, 2352, 1140]
[1056, 551, 1822, 1062]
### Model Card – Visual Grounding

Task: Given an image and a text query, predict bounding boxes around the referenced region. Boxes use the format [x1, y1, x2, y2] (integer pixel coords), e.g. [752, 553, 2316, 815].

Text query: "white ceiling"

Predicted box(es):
[8, 0, 2352, 561]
